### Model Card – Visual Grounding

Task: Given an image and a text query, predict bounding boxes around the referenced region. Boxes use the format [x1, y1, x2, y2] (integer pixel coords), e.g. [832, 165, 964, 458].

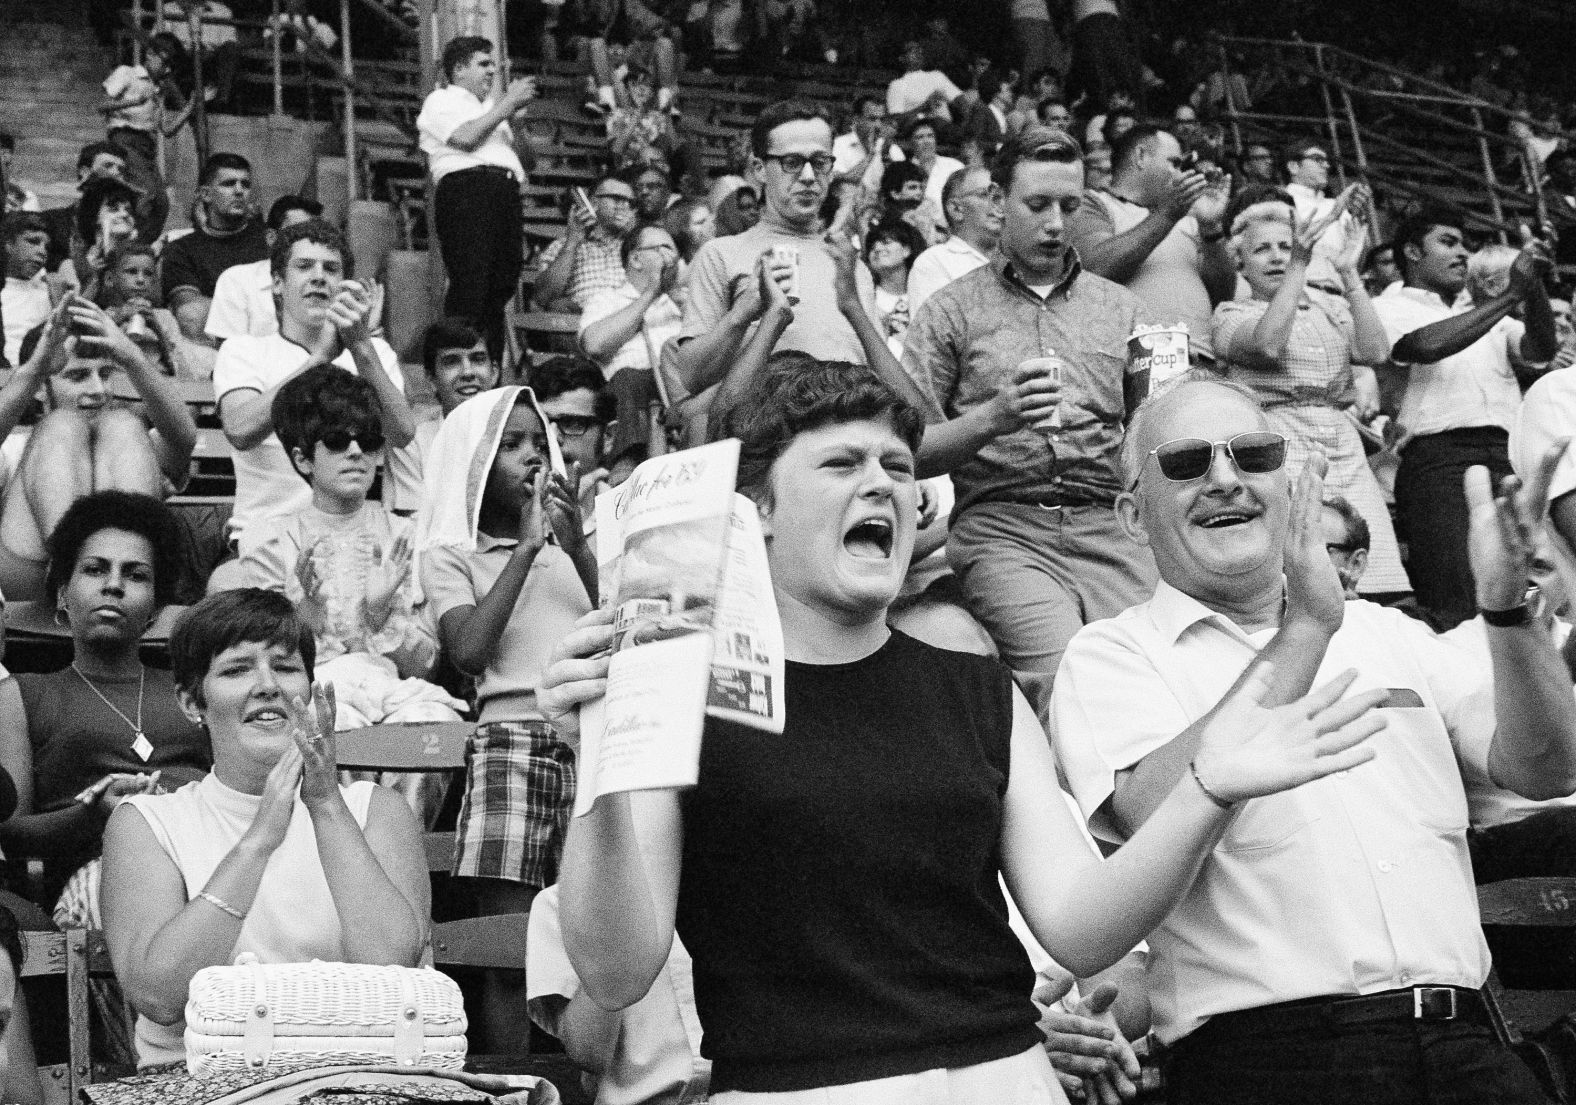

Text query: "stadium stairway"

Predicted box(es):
[2, 0, 116, 211]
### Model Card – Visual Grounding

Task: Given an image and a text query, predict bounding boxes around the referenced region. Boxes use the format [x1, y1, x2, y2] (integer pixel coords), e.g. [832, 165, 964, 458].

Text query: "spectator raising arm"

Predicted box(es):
[1074, 169, 1212, 287]
[1392, 235, 1557, 365]
[533, 203, 598, 311]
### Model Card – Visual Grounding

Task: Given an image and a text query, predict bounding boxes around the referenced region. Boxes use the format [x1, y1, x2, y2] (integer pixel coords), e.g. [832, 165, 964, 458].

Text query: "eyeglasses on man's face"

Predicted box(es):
[763, 152, 836, 176]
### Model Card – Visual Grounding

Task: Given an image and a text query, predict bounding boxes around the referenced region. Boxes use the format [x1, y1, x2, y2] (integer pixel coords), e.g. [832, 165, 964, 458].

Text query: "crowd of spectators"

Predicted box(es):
[3, 0, 1576, 1102]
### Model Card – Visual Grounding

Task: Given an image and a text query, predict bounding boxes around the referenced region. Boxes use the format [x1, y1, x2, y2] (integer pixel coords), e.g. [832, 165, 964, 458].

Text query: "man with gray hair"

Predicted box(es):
[1052, 369, 1576, 1103]
[902, 125, 1158, 719]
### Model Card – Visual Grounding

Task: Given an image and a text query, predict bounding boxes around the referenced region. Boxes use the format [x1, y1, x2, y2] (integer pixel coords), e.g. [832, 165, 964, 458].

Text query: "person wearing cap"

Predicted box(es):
[418, 35, 536, 361]
[902, 125, 1158, 723]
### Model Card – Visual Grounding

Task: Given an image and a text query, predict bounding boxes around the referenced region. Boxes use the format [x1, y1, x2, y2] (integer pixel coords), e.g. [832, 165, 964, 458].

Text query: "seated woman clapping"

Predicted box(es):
[99, 589, 430, 1069]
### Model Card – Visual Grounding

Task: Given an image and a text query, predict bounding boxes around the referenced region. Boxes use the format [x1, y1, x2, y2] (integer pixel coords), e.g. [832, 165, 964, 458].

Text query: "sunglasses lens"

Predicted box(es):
[319, 430, 384, 453]
[1154, 439, 1215, 481]
[319, 430, 350, 452]
[1230, 433, 1286, 473]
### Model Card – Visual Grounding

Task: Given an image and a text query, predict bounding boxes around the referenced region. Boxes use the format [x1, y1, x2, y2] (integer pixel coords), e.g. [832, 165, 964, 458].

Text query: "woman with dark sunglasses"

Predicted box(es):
[1211, 200, 1409, 596]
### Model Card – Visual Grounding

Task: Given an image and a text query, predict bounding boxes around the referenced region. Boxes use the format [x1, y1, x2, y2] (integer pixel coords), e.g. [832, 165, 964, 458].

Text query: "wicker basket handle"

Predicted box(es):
[393, 967, 421, 1065]
[237, 953, 274, 1067]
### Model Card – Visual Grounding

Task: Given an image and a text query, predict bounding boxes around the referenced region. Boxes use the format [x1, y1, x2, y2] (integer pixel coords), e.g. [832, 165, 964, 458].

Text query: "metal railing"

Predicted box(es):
[1213, 36, 1574, 245]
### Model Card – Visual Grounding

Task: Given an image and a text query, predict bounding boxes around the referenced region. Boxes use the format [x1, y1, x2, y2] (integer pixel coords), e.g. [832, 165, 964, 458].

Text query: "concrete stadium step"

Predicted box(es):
[2, 10, 114, 199]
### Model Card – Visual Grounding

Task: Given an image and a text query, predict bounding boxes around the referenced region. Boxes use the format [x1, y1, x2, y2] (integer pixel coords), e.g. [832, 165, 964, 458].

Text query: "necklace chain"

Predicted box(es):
[71, 663, 145, 737]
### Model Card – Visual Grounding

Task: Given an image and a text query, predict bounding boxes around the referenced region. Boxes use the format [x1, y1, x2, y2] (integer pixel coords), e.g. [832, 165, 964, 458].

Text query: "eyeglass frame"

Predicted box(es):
[761, 151, 837, 177]
[551, 414, 602, 438]
[1126, 431, 1289, 491]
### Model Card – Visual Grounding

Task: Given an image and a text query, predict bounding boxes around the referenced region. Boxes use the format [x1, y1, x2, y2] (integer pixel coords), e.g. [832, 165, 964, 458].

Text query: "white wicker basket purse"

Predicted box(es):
[184, 955, 468, 1076]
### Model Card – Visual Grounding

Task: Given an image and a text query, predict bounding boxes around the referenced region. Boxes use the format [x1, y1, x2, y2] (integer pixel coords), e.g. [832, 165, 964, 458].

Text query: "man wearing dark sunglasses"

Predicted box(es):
[673, 100, 880, 401]
[1053, 372, 1576, 1105]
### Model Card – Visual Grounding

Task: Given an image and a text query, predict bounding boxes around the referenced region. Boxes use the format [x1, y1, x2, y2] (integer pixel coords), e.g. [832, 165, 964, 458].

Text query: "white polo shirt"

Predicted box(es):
[1373, 282, 1526, 438]
[831, 130, 904, 177]
[578, 282, 683, 381]
[1051, 580, 1493, 1044]
[416, 84, 525, 184]
[907, 235, 989, 316]
[205, 258, 277, 340]
[213, 333, 403, 552]
[886, 70, 962, 116]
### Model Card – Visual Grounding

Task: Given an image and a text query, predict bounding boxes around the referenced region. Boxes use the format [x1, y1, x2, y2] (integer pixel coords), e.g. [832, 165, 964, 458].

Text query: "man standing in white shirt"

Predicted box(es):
[204, 195, 322, 342]
[213, 220, 415, 560]
[1052, 372, 1576, 1105]
[1374, 206, 1558, 627]
[886, 41, 962, 128]
[906, 166, 1000, 315]
[832, 94, 902, 185]
[417, 36, 536, 361]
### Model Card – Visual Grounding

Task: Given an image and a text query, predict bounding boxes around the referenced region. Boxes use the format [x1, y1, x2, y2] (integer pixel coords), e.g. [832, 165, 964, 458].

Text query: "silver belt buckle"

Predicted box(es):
[1414, 986, 1458, 1020]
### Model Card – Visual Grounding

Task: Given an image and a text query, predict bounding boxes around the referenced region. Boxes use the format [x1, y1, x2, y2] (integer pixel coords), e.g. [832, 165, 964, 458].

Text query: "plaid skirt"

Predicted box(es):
[451, 721, 577, 889]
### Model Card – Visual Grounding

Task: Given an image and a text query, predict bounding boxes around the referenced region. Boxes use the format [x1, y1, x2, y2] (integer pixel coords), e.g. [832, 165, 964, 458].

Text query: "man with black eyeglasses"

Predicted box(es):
[1052, 371, 1576, 1105]
[533, 175, 638, 313]
[902, 125, 1158, 723]
[1284, 140, 1367, 294]
[672, 100, 881, 399]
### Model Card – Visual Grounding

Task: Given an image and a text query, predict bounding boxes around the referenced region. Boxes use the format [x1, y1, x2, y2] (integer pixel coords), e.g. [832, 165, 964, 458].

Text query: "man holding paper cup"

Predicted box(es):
[902, 125, 1159, 721]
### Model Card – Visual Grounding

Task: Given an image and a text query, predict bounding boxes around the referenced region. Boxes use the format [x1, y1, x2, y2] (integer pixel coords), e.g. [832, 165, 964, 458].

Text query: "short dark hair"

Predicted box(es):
[198, 152, 252, 186]
[750, 100, 828, 159]
[1393, 204, 1466, 279]
[530, 355, 615, 424]
[269, 218, 351, 280]
[108, 240, 158, 273]
[422, 317, 487, 377]
[864, 217, 927, 273]
[1323, 495, 1370, 552]
[620, 220, 672, 267]
[271, 365, 381, 482]
[900, 116, 938, 144]
[881, 160, 926, 199]
[851, 93, 883, 117]
[75, 176, 141, 243]
[1, 210, 47, 242]
[976, 69, 1011, 104]
[710, 354, 924, 506]
[991, 125, 1083, 193]
[44, 491, 182, 608]
[1110, 123, 1164, 175]
[76, 140, 126, 174]
[171, 589, 316, 704]
[266, 194, 322, 231]
[441, 36, 493, 83]
[1283, 139, 1324, 166]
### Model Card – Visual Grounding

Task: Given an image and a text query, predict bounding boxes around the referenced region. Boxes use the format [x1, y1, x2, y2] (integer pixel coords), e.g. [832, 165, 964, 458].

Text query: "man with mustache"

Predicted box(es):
[1055, 371, 1576, 1104]
[901, 124, 1158, 722]
[1373, 206, 1558, 627]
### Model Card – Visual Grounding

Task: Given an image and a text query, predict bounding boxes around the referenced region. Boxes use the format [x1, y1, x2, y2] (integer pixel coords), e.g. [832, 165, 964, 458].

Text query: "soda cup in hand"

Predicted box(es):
[1018, 354, 1066, 431]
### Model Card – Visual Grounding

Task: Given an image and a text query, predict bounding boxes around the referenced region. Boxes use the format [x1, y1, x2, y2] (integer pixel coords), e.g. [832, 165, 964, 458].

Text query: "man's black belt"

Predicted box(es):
[448, 165, 517, 181]
[1208, 986, 1493, 1035]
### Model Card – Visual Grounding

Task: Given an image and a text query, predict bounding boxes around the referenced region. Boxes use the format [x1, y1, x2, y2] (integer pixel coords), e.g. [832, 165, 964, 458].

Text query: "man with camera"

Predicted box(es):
[1066, 125, 1233, 361]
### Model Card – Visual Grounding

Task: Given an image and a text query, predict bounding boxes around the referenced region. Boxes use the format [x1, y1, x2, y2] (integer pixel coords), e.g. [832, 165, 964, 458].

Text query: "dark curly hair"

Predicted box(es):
[44, 490, 182, 609]
[271, 365, 381, 483]
[709, 353, 924, 508]
[269, 218, 351, 281]
[170, 589, 316, 705]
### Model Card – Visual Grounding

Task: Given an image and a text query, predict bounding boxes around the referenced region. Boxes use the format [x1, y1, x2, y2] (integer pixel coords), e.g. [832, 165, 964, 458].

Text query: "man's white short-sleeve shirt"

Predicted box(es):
[1373, 282, 1525, 437]
[213, 333, 403, 551]
[1051, 580, 1493, 1043]
[417, 85, 525, 183]
[205, 258, 277, 340]
[578, 282, 683, 381]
